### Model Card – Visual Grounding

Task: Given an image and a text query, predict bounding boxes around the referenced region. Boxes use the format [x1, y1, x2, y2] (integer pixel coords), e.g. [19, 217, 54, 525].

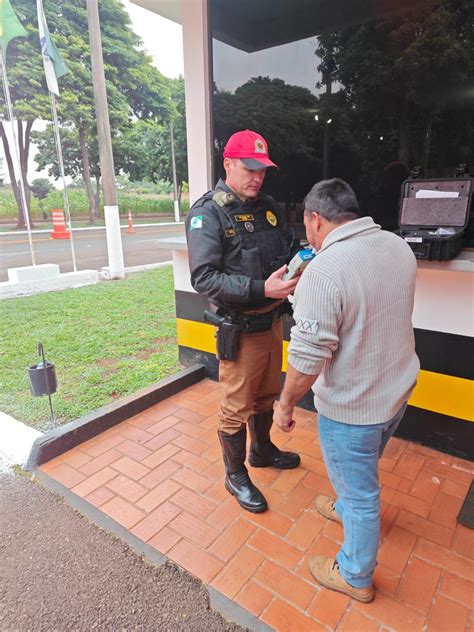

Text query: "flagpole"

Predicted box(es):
[0, 47, 36, 266]
[50, 92, 77, 272]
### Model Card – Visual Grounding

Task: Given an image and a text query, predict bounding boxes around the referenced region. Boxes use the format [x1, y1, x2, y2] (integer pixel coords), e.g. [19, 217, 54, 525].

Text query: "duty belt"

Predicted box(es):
[217, 303, 286, 334]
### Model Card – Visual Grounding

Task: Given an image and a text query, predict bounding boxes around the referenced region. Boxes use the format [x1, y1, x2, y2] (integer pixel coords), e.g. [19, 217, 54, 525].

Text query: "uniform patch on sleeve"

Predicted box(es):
[190, 215, 203, 230]
[296, 318, 318, 334]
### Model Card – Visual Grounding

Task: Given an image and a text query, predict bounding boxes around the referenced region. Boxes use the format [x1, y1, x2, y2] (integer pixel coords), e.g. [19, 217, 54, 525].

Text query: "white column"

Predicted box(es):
[181, 0, 213, 205]
[103, 205, 125, 279]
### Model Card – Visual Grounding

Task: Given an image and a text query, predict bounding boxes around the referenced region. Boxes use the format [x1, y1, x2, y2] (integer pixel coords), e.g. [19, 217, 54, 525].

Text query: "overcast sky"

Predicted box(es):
[1, 2, 184, 185]
[123, 1, 184, 78]
[213, 37, 321, 95]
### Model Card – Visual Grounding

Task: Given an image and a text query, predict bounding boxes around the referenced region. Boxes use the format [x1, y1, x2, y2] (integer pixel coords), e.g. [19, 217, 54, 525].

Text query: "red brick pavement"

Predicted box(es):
[41, 380, 474, 631]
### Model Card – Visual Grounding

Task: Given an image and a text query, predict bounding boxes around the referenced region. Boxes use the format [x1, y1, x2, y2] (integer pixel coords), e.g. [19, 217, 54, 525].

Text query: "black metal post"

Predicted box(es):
[38, 342, 55, 425]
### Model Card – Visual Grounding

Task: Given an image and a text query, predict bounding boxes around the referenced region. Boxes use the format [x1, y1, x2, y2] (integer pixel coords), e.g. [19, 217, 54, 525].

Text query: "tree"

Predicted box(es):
[117, 77, 188, 200]
[213, 77, 321, 202]
[32, 124, 102, 223]
[0, 0, 173, 226]
[167, 76, 188, 201]
[30, 177, 52, 219]
[315, 0, 474, 206]
[30, 177, 51, 200]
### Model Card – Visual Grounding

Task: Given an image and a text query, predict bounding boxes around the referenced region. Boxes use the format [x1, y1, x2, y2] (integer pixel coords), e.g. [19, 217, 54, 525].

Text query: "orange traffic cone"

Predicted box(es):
[50, 209, 71, 239]
[127, 209, 135, 234]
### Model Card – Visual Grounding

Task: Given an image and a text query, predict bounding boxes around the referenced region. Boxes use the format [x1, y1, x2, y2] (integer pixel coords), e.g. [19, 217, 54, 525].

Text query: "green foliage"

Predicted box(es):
[0, 267, 180, 430]
[0, 187, 190, 218]
[0, 189, 23, 216]
[213, 77, 322, 200]
[30, 178, 52, 200]
[32, 125, 93, 182]
[1, 0, 177, 222]
[210, 0, 473, 214]
[122, 180, 174, 195]
[314, 0, 474, 204]
[116, 76, 188, 192]
[117, 193, 190, 215]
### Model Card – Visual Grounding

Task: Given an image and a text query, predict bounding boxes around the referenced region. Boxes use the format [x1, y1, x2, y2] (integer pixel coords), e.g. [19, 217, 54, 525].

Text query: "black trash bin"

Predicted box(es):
[28, 361, 57, 397]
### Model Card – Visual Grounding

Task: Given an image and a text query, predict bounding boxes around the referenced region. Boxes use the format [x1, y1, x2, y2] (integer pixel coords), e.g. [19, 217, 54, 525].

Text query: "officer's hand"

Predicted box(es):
[264, 265, 299, 299]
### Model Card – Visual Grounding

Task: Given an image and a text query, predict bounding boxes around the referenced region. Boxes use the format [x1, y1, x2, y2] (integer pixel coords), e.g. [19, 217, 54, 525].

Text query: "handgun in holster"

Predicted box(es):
[204, 310, 246, 361]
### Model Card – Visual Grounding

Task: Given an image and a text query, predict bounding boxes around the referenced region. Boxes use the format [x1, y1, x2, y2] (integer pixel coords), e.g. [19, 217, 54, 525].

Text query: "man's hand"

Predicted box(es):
[274, 402, 296, 433]
[264, 265, 299, 299]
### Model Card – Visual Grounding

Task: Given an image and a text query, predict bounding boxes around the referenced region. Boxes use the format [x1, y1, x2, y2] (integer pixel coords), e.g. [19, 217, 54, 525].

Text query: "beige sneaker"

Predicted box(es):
[309, 556, 375, 603]
[315, 495, 342, 525]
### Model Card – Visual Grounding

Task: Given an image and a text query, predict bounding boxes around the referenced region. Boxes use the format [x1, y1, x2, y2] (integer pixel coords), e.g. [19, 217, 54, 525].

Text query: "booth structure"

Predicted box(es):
[156, 237, 474, 460]
[135, 0, 474, 459]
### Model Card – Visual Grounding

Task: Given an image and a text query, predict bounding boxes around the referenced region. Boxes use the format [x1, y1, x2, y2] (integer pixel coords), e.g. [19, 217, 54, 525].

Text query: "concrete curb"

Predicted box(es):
[0, 269, 100, 299]
[34, 468, 273, 632]
[123, 261, 172, 275]
[1, 263, 173, 299]
[0, 412, 43, 468]
[26, 364, 206, 470]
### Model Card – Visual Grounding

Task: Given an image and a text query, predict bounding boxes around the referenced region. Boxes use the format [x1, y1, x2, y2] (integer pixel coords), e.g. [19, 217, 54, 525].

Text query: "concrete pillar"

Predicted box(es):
[181, 0, 213, 205]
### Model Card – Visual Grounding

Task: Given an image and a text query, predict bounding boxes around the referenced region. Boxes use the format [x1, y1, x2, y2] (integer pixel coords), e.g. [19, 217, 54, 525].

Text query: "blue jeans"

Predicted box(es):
[317, 403, 407, 588]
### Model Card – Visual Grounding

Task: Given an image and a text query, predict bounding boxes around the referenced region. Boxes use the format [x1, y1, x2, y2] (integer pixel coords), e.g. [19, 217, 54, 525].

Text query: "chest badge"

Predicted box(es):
[244, 222, 255, 233]
[266, 210, 277, 227]
[235, 214, 254, 222]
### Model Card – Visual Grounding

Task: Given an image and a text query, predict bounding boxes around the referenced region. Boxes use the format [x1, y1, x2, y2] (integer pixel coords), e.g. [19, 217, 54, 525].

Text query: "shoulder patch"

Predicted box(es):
[213, 191, 236, 207]
[190, 215, 203, 230]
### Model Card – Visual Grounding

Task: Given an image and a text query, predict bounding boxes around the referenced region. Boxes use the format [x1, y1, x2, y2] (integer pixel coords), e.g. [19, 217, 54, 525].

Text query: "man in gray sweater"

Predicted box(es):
[274, 178, 419, 602]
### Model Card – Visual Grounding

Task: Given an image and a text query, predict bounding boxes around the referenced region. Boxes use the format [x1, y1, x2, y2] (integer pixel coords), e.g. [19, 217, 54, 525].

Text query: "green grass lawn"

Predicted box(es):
[0, 267, 180, 431]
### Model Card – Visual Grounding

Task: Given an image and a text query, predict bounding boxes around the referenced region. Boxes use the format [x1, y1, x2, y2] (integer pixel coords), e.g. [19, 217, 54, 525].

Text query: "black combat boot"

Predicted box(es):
[248, 410, 301, 469]
[218, 428, 267, 513]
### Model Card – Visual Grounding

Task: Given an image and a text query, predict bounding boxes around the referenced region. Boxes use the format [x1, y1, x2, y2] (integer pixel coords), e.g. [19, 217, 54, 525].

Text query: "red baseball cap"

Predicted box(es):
[223, 129, 278, 170]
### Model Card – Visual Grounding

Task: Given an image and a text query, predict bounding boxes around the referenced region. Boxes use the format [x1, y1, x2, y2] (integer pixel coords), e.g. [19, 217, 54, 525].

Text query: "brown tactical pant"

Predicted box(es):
[217, 317, 283, 434]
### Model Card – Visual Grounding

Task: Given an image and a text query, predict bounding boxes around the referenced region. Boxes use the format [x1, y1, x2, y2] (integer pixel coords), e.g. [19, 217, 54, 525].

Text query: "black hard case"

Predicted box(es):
[397, 177, 473, 261]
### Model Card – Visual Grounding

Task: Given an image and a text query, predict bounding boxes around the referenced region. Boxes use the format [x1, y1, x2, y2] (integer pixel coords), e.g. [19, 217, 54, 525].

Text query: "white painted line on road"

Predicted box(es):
[0, 222, 184, 237]
[0, 251, 31, 256]
[2, 229, 185, 247]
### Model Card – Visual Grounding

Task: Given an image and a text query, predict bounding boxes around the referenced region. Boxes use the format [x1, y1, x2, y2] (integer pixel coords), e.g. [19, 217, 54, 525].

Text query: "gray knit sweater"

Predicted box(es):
[288, 217, 420, 425]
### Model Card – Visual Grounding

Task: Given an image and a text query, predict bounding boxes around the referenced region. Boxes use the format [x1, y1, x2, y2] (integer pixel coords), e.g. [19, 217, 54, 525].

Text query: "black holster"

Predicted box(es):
[204, 311, 245, 361]
[216, 320, 243, 361]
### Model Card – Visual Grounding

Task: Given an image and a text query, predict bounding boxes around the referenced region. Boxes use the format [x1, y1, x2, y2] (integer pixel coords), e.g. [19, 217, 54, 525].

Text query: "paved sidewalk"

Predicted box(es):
[40, 379, 474, 631]
[0, 463, 246, 631]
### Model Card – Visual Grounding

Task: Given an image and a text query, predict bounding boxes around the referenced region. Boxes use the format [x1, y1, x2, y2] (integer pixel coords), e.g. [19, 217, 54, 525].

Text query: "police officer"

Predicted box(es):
[185, 129, 301, 513]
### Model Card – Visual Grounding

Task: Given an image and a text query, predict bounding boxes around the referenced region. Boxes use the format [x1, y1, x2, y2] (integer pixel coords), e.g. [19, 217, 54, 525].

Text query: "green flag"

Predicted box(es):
[0, 0, 27, 59]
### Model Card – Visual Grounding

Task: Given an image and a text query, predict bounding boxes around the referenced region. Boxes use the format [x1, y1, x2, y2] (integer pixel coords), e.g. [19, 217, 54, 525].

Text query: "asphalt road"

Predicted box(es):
[0, 464, 246, 632]
[0, 224, 185, 282]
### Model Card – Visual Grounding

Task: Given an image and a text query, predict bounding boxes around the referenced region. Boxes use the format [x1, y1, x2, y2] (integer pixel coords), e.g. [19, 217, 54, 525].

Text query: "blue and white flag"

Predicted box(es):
[36, 0, 68, 96]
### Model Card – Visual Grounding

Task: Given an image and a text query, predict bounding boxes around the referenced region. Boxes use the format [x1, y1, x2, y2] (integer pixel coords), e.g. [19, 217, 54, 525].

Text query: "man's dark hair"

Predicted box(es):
[304, 178, 360, 224]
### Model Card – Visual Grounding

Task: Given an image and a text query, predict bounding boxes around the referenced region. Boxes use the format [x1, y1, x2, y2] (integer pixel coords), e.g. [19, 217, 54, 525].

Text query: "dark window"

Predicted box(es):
[210, 0, 474, 233]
